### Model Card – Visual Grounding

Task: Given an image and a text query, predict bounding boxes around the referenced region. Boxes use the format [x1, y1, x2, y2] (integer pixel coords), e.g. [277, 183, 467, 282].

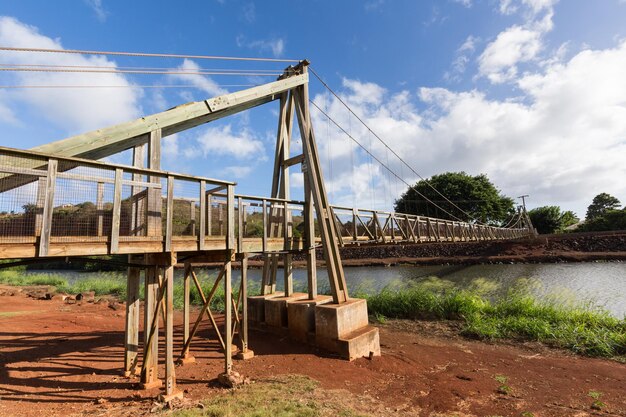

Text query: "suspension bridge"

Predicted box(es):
[0, 50, 534, 402]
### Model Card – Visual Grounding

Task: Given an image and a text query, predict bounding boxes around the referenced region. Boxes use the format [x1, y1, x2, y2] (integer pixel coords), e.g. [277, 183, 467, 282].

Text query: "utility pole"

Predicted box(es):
[517, 195, 529, 211]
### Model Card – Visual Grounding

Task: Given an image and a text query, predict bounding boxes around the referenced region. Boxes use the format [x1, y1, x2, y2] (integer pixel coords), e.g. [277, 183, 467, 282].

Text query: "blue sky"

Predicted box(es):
[1, 0, 626, 218]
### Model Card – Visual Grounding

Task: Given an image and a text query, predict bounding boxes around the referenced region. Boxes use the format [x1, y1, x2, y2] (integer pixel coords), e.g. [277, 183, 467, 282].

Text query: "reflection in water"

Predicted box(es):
[33, 262, 626, 317]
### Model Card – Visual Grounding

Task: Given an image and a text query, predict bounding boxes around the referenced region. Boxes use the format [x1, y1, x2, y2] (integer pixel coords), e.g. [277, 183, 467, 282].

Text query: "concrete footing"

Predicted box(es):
[287, 295, 333, 343]
[247, 292, 284, 327]
[265, 292, 308, 328]
[248, 294, 381, 361]
[315, 298, 381, 361]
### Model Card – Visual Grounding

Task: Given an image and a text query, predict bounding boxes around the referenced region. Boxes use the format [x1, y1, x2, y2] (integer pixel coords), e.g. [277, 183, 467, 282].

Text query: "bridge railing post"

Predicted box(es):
[38, 158, 57, 257]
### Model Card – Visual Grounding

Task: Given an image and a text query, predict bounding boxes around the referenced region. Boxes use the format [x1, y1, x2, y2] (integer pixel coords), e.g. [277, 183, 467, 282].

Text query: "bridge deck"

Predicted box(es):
[0, 146, 528, 261]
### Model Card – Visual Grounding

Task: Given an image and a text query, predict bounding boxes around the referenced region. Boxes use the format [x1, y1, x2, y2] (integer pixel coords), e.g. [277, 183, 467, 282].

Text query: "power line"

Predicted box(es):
[0, 46, 300, 63]
[0, 62, 282, 73]
[0, 84, 256, 89]
[309, 99, 466, 223]
[0, 67, 281, 77]
[309, 67, 487, 225]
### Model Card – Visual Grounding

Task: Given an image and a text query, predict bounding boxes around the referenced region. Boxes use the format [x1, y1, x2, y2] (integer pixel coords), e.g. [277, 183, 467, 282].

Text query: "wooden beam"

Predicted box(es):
[110, 168, 123, 254]
[30, 74, 308, 161]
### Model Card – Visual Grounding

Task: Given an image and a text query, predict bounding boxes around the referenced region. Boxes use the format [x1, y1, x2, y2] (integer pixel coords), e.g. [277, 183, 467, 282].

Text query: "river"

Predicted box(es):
[25, 261, 626, 317]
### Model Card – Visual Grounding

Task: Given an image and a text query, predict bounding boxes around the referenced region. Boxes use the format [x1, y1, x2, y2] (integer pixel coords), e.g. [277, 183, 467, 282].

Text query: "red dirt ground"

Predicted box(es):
[1, 289, 625, 417]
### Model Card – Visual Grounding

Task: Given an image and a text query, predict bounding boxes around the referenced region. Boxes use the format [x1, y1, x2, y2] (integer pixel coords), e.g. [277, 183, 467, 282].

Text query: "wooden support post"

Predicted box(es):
[224, 184, 235, 375]
[165, 176, 174, 252]
[207, 193, 213, 236]
[38, 159, 57, 257]
[34, 177, 46, 237]
[141, 264, 161, 388]
[304, 174, 317, 300]
[162, 254, 182, 401]
[180, 262, 193, 363]
[147, 130, 162, 237]
[352, 208, 358, 243]
[110, 168, 122, 254]
[236, 256, 254, 360]
[199, 181, 206, 250]
[238, 196, 244, 253]
[124, 266, 141, 377]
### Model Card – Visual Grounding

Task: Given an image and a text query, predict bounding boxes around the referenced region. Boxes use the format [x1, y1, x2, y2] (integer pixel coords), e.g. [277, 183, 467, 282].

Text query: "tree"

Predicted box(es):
[586, 193, 621, 220]
[579, 208, 626, 232]
[394, 172, 514, 225]
[560, 210, 580, 230]
[528, 206, 579, 234]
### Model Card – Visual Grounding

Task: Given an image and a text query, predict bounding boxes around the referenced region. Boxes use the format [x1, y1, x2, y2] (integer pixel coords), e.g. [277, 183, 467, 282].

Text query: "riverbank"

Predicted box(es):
[2, 268, 625, 361]
[300, 232, 626, 267]
[1, 290, 625, 417]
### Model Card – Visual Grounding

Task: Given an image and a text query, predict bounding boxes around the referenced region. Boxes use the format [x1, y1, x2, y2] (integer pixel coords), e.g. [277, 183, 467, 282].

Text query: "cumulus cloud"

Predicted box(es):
[186, 124, 265, 160]
[478, 26, 542, 83]
[0, 16, 142, 135]
[168, 59, 227, 97]
[479, 0, 558, 83]
[310, 40, 626, 216]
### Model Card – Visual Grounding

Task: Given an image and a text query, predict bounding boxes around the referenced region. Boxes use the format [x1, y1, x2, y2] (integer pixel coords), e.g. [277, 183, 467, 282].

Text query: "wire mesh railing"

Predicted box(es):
[0, 146, 235, 257]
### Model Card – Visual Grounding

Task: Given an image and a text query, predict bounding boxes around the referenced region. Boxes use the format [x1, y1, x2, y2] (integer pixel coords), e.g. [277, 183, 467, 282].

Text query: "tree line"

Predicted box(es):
[394, 172, 625, 234]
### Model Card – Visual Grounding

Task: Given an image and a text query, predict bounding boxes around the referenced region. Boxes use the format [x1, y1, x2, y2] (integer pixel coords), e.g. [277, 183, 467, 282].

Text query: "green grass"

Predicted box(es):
[171, 374, 368, 417]
[364, 283, 626, 359]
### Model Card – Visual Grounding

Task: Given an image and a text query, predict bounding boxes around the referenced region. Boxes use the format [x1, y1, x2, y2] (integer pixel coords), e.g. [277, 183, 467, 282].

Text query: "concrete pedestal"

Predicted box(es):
[264, 292, 308, 328]
[247, 292, 284, 327]
[315, 298, 381, 361]
[287, 295, 333, 343]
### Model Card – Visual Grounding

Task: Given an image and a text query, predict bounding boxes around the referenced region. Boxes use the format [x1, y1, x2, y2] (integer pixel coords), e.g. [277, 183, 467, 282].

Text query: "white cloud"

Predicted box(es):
[168, 59, 227, 97]
[236, 35, 285, 58]
[84, 0, 108, 22]
[188, 125, 265, 160]
[310, 40, 626, 216]
[478, 25, 542, 83]
[0, 16, 142, 135]
[480, 0, 558, 83]
[445, 35, 479, 82]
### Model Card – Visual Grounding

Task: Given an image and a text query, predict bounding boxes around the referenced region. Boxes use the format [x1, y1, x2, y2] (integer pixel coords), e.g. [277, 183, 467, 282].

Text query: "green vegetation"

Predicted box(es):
[527, 206, 578, 234]
[578, 192, 626, 232]
[394, 172, 514, 224]
[494, 375, 511, 395]
[588, 390, 605, 410]
[586, 193, 621, 220]
[171, 374, 369, 417]
[363, 283, 626, 359]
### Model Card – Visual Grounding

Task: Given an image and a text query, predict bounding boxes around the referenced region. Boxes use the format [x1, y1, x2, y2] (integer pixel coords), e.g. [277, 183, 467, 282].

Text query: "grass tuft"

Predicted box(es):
[365, 282, 626, 359]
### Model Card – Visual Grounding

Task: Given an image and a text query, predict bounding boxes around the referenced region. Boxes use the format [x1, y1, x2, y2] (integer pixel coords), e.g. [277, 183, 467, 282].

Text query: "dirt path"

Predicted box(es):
[1, 290, 625, 417]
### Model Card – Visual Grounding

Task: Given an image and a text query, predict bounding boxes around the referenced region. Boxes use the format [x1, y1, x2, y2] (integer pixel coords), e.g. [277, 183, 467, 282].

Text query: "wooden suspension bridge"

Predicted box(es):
[0, 60, 534, 402]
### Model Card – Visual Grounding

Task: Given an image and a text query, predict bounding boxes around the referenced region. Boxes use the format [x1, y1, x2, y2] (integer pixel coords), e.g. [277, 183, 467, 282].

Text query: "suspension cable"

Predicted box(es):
[0, 84, 256, 89]
[0, 67, 281, 76]
[309, 67, 488, 225]
[310, 99, 466, 222]
[0, 46, 300, 63]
